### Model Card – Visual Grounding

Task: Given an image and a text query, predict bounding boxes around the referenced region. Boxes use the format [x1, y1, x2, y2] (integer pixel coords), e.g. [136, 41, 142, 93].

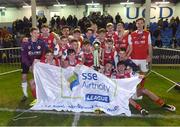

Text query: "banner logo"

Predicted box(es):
[68, 72, 79, 91]
[85, 94, 110, 103]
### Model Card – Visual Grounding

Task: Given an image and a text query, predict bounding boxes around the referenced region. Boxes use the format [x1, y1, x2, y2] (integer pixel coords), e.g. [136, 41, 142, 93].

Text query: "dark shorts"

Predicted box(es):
[21, 63, 29, 74]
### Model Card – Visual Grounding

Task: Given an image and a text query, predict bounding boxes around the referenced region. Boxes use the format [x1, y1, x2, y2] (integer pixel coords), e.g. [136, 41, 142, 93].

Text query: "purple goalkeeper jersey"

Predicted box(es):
[21, 38, 48, 67]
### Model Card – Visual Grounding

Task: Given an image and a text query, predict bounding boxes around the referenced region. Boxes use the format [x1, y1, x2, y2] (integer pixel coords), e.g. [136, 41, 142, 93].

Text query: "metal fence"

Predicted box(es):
[0, 47, 21, 75]
[152, 47, 180, 70]
[0, 47, 179, 75]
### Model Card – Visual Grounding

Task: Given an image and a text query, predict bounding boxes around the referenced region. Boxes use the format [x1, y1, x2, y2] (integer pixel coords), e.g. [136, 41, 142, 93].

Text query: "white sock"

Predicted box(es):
[22, 82, 28, 97]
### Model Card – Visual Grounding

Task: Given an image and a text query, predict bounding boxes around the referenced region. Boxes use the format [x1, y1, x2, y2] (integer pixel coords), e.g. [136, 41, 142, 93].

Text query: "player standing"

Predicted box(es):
[128, 18, 176, 111]
[128, 18, 152, 88]
[39, 25, 58, 50]
[21, 27, 47, 102]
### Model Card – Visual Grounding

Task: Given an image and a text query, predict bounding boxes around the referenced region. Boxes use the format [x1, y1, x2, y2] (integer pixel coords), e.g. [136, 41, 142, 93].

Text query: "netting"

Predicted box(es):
[152, 47, 180, 68]
[152, 47, 180, 92]
[0, 47, 21, 75]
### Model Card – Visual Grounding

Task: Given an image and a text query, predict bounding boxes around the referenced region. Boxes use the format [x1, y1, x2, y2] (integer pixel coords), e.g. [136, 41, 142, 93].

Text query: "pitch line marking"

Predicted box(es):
[0, 108, 180, 119]
[72, 112, 80, 127]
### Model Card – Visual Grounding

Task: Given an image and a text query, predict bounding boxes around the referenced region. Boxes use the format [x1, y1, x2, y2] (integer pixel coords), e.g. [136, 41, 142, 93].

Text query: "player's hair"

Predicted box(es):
[73, 28, 81, 33]
[20, 35, 28, 43]
[67, 48, 76, 55]
[117, 61, 126, 67]
[30, 27, 38, 32]
[136, 18, 145, 23]
[71, 39, 78, 43]
[117, 22, 125, 28]
[45, 49, 53, 54]
[41, 24, 49, 28]
[106, 23, 114, 28]
[106, 38, 114, 44]
[86, 28, 94, 33]
[60, 35, 67, 40]
[105, 61, 113, 66]
[62, 25, 70, 30]
[97, 28, 106, 34]
[83, 39, 91, 45]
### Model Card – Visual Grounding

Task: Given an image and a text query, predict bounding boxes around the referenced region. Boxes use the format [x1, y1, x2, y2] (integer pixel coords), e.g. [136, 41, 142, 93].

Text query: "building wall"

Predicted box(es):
[0, 3, 179, 24]
[174, 3, 180, 17]
[48, 5, 85, 19]
[105, 3, 177, 22]
[0, 7, 47, 22]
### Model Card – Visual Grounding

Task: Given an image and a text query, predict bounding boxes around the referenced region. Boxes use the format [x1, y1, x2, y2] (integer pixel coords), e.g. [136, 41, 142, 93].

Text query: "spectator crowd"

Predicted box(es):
[0, 12, 180, 48]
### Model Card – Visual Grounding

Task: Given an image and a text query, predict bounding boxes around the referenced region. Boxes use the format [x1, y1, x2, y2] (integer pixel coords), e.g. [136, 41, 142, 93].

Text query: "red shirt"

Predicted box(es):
[100, 38, 107, 49]
[124, 71, 131, 78]
[116, 72, 130, 79]
[83, 52, 94, 67]
[102, 50, 114, 66]
[55, 44, 69, 59]
[106, 32, 118, 45]
[116, 73, 125, 79]
[39, 33, 55, 50]
[130, 31, 150, 59]
[104, 72, 112, 78]
[115, 33, 129, 51]
[61, 45, 69, 54]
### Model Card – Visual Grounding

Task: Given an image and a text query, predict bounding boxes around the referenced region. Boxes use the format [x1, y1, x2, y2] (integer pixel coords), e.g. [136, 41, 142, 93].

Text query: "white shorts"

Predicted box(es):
[132, 59, 149, 73]
[131, 92, 143, 100]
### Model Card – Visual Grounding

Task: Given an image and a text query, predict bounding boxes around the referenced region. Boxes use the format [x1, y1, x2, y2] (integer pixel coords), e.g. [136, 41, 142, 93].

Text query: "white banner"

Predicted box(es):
[31, 62, 142, 116]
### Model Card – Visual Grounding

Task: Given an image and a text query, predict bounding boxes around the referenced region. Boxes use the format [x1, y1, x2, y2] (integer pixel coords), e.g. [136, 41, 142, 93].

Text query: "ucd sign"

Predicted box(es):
[126, 6, 173, 19]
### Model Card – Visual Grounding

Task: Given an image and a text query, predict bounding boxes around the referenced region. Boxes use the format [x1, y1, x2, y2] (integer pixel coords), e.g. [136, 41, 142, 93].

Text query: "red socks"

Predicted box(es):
[135, 104, 142, 111]
[139, 78, 146, 88]
[155, 98, 165, 106]
[30, 84, 36, 98]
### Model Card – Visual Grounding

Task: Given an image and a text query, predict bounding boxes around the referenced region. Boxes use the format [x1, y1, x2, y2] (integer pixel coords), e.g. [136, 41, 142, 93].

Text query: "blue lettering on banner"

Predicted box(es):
[53, 105, 65, 108]
[82, 73, 98, 80]
[82, 81, 110, 92]
[107, 106, 119, 112]
[85, 94, 110, 103]
[44, 104, 120, 113]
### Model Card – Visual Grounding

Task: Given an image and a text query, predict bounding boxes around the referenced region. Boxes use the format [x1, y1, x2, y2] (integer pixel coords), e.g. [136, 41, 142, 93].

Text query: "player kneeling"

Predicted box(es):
[116, 61, 176, 115]
[29, 50, 60, 106]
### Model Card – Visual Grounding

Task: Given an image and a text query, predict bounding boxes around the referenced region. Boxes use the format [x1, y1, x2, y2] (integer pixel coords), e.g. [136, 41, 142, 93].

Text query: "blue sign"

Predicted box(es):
[126, 7, 140, 19]
[159, 7, 173, 18]
[126, 6, 173, 19]
[85, 94, 110, 103]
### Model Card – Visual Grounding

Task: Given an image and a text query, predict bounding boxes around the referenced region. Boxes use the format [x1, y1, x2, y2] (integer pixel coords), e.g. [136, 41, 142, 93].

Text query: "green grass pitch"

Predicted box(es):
[0, 67, 179, 126]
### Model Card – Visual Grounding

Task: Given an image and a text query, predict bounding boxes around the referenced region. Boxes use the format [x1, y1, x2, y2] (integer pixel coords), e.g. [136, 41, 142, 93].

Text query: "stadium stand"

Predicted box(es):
[0, 15, 180, 49]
